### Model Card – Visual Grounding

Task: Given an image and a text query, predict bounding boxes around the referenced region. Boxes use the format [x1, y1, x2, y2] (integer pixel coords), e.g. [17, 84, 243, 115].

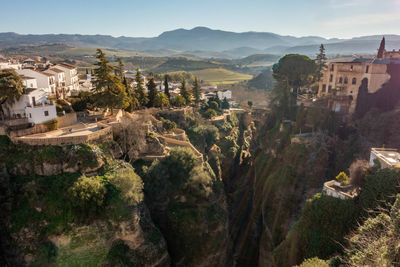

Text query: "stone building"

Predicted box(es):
[317, 37, 400, 114]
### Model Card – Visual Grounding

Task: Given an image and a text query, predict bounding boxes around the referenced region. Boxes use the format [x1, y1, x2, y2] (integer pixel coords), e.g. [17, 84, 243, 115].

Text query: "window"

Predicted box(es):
[344, 77, 348, 84]
[350, 65, 353, 71]
[44, 110, 49, 116]
[366, 65, 369, 73]
[339, 77, 343, 84]
[331, 64, 334, 71]
[322, 84, 326, 92]
[329, 74, 333, 82]
[352, 78, 357, 85]
[29, 113, 32, 118]
[328, 85, 332, 93]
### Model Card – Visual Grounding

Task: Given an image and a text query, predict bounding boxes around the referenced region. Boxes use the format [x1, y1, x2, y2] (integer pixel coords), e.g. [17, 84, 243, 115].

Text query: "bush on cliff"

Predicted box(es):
[69, 175, 107, 215]
[274, 168, 400, 266]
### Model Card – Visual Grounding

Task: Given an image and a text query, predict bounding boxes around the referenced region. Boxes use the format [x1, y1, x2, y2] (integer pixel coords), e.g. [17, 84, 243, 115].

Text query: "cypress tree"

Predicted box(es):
[180, 77, 191, 104]
[115, 58, 124, 79]
[135, 68, 148, 107]
[147, 77, 158, 107]
[316, 44, 327, 81]
[164, 74, 170, 99]
[192, 76, 201, 104]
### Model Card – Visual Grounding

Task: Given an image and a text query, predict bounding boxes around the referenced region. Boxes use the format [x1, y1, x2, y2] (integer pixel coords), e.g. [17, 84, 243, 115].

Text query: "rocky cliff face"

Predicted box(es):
[142, 147, 229, 267]
[0, 136, 170, 266]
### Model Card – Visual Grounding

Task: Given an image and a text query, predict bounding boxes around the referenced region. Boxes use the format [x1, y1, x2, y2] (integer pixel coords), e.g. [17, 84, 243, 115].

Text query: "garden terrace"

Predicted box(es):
[14, 122, 112, 146]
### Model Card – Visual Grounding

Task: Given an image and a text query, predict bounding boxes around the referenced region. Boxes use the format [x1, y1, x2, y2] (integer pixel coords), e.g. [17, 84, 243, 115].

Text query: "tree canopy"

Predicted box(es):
[0, 69, 24, 106]
[180, 77, 191, 104]
[92, 49, 129, 110]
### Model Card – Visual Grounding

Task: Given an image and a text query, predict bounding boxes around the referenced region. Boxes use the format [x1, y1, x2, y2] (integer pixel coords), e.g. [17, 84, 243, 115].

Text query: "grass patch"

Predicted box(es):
[191, 68, 252, 85]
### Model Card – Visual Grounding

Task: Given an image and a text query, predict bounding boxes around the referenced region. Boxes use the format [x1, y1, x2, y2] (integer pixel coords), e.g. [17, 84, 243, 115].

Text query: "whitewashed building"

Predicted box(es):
[55, 63, 79, 93]
[0, 60, 22, 70]
[1, 88, 56, 124]
[20, 76, 38, 88]
[16, 69, 56, 95]
[44, 67, 66, 97]
[217, 90, 232, 100]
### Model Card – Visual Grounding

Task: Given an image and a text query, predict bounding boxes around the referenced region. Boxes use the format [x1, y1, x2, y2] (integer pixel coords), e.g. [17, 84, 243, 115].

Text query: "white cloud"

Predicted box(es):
[322, 13, 400, 27]
[328, 0, 372, 8]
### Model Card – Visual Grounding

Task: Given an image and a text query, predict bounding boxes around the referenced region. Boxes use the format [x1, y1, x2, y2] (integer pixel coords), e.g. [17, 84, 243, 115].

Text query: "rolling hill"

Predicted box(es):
[2, 27, 398, 58]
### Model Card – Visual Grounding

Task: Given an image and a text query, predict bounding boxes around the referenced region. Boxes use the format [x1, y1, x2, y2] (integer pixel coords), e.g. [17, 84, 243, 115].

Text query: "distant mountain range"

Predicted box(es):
[1, 27, 400, 58]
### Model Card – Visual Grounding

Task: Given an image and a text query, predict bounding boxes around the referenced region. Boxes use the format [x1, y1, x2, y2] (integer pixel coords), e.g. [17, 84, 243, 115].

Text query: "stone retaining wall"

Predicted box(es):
[14, 125, 113, 146]
[57, 113, 78, 128]
[163, 128, 187, 141]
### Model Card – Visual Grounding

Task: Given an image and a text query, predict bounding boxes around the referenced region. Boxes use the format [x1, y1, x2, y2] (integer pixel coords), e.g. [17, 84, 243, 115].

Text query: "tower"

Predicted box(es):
[377, 36, 385, 59]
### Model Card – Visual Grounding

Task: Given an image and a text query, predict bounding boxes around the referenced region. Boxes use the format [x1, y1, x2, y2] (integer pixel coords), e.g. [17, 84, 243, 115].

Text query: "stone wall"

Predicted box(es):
[57, 113, 77, 128]
[163, 128, 187, 141]
[14, 125, 113, 146]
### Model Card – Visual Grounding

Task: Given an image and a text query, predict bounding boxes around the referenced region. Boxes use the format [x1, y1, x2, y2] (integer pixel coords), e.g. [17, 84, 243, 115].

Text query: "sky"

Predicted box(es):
[1, 0, 399, 39]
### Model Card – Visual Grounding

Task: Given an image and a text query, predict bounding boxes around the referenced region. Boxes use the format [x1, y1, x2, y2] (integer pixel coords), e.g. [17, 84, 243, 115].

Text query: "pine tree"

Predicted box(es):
[115, 58, 124, 79]
[147, 77, 158, 107]
[316, 44, 327, 81]
[180, 77, 191, 104]
[135, 69, 148, 106]
[92, 49, 129, 112]
[192, 76, 201, 104]
[221, 97, 230, 109]
[164, 74, 170, 99]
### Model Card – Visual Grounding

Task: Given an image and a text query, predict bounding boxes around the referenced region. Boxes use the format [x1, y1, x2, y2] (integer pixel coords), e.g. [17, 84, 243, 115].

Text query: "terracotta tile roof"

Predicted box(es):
[34, 70, 54, 77]
[48, 67, 64, 73]
[57, 63, 76, 69]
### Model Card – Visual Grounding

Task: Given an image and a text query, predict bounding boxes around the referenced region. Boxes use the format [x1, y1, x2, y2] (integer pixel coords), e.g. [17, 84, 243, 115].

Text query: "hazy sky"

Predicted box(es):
[1, 0, 399, 38]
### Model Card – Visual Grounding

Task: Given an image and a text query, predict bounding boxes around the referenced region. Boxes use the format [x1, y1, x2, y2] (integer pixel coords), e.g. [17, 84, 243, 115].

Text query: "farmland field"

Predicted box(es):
[191, 68, 253, 85]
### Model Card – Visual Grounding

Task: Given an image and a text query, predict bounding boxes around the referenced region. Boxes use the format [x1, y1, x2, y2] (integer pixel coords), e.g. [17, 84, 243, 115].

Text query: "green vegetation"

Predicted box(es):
[92, 49, 129, 111]
[336, 171, 349, 185]
[44, 119, 58, 131]
[152, 57, 221, 73]
[191, 68, 252, 85]
[143, 147, 227, 265]
[0, 68, 23, 106]
[69, 175, 107, 215]
[160, 117, 177, 131]
[275, 168, 400, 266]
[247, 67, 275, 90]
[204, 108, 217, 119]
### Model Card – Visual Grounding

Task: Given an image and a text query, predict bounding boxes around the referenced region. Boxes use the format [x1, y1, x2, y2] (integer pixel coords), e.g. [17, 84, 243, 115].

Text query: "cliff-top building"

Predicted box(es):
[317, 37, 400, 114]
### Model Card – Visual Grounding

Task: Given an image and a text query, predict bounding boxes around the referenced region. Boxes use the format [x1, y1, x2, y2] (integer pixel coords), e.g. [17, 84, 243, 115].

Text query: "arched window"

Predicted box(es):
[352, 78, 357, 85]
[339, 77, 343, 83]
[344, 77, 348, 84]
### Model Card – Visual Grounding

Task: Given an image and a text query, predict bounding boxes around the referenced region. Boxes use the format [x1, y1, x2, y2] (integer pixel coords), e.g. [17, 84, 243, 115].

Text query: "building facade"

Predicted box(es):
[1, 88, 57, 124]
[317, 37, 399, 114]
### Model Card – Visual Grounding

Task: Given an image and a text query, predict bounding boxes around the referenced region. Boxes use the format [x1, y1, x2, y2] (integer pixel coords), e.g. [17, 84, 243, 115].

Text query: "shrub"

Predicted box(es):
[204, 108, 217, 119]
[172, 95, 186, 107]
[108, 168, 144, 206]
[44, 119, 58, 131]
[208, 100, 219, 110]
[68, 175, 106, 215]
[296, 257, 329, 267]
[161, 118, 177, 132]
[184, 166, 212, 199]
[336, 171, 349, 185]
